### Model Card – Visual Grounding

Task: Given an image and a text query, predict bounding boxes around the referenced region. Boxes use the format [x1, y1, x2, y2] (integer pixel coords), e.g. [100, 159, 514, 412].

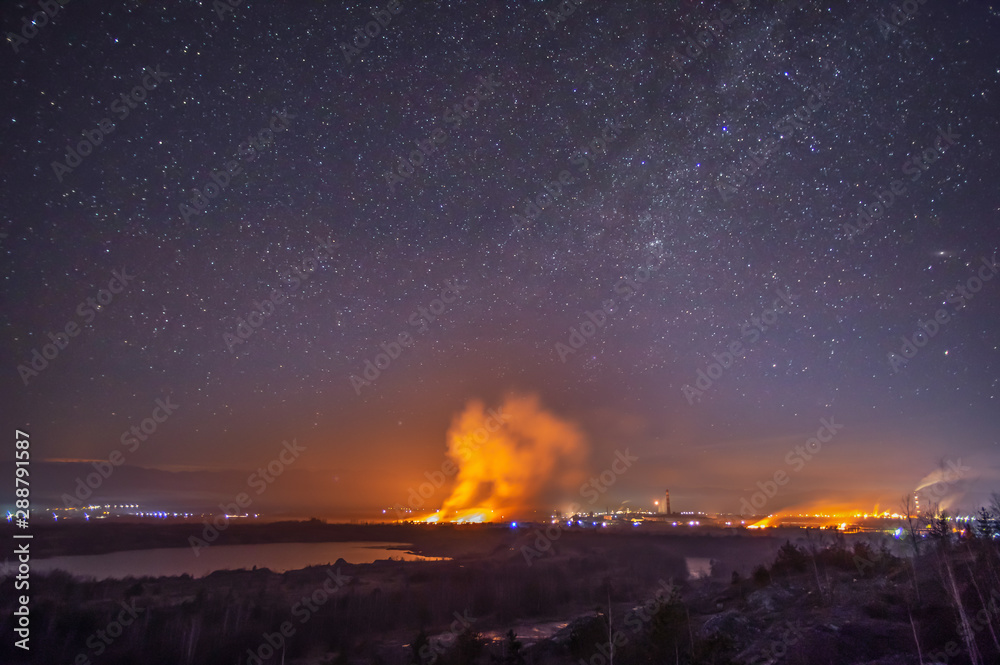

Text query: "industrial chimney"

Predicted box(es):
[664, 489, 671, 515]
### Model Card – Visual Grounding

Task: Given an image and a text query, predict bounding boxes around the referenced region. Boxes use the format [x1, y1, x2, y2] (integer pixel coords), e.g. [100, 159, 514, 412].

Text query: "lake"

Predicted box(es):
[686, 557, 713, 579]
[34, 541, 445, 580]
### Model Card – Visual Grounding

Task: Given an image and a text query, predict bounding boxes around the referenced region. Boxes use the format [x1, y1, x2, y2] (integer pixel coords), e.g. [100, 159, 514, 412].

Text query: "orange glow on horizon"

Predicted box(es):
[745, 500, 909, 529]
[418, 394, 587, 523]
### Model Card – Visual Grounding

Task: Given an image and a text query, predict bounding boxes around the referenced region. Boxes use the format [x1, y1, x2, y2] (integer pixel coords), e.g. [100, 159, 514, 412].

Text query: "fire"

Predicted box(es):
[745, 500, 905, 529]
[422, 394, 587, 523]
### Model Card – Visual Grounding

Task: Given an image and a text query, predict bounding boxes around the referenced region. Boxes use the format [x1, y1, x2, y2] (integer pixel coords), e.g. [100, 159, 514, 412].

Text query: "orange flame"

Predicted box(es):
[423, 394, 587, 523]
[746, 500, 902, 529]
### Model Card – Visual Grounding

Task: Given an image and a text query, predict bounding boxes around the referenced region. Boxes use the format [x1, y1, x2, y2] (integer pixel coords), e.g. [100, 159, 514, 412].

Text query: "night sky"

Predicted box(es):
[3, 0, 1000, 520]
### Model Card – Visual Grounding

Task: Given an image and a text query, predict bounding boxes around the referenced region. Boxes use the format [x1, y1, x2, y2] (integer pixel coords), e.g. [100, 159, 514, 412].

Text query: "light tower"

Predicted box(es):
[664, 489, 671, 516]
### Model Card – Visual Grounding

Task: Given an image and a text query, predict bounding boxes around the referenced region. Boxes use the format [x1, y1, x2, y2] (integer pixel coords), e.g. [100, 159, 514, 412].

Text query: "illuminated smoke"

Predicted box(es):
[425, 394, 587, 523]
[911, 460, 973, 512]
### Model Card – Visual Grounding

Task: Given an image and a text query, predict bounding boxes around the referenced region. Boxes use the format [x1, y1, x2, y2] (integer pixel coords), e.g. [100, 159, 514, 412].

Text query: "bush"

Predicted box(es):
[772, 541, 808, 575]
[567, 615, 609, 661]
[643, 589, 688, 659]
[446, 628, 486, 665]
[691, 633, 737, 665]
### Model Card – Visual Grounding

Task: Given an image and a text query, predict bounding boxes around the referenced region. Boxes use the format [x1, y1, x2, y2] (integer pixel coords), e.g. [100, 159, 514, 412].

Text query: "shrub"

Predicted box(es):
[772, 541, 808, 575]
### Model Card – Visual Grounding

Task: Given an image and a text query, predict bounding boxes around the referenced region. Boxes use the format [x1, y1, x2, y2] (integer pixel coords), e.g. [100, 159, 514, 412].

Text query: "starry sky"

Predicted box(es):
[2, 0, 1000, 520]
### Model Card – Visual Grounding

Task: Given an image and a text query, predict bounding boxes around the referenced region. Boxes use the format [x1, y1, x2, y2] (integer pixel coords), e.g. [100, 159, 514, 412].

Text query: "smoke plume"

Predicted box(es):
[426, 394, 587, 522]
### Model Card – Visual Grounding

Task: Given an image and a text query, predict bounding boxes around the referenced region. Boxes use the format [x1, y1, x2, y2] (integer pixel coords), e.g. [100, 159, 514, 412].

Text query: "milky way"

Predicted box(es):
[3, 0, 999, 517]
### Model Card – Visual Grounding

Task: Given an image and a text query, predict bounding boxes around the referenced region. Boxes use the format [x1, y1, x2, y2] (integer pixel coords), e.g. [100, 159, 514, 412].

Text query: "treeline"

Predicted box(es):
[0, 545, 689, 665]
[16, 514, 1000, 664]
[726, 505, 1000, 665]
[515, 506, 1000, 665]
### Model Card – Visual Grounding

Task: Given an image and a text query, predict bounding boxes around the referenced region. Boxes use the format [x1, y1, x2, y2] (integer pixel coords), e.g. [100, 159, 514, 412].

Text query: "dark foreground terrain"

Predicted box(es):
[3, 521, 999, 664]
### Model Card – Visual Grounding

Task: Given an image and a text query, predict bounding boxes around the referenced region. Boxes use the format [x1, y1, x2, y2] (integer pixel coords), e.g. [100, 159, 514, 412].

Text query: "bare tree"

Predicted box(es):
[804, 528, 829, 604]
[942, 553, 982, 665]
[901, 494, 921, 601]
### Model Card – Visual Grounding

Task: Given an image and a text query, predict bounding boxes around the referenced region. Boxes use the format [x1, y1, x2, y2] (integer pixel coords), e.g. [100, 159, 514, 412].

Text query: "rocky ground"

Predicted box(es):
[4, 522, 994, 664]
